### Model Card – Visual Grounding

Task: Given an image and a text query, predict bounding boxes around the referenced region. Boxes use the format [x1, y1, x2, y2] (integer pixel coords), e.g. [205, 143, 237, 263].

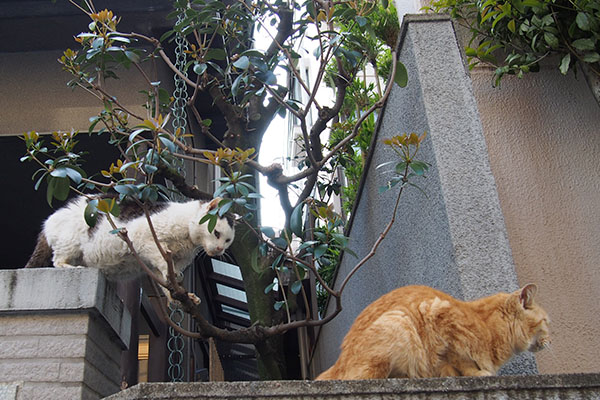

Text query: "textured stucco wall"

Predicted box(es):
[0, 49, 215, 191]
[470, 65, 600, 374]
[314, 15, 535, 376]
[0, 50, 160, 136]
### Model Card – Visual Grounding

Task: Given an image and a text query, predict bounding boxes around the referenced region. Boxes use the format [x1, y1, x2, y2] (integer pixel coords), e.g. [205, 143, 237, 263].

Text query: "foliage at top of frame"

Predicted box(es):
[427, 0, 600, 84]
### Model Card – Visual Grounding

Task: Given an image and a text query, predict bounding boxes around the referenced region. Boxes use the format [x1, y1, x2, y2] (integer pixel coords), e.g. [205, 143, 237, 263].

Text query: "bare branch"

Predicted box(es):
[338, 163, 407, 295]
[321, 51, 398, 167]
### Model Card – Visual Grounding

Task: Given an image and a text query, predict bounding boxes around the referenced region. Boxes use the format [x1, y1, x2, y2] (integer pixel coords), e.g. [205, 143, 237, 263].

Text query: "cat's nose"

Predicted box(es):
[216, 246, 223, 253]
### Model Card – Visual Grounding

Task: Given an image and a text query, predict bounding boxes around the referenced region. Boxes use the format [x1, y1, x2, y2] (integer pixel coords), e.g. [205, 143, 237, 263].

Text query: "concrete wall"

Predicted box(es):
[106, 373, 600, 400]
[314, 15, 535, 376]
[314, 12, 600, 378]
[0, 268, 131, 399]
[470, 62, 600, 373]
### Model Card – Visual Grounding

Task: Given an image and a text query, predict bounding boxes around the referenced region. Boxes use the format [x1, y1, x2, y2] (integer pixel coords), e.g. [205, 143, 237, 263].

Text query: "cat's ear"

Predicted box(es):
[519, 284, 538, 309]
[208, 197, 222, 211]
[228, 213, 241, 226]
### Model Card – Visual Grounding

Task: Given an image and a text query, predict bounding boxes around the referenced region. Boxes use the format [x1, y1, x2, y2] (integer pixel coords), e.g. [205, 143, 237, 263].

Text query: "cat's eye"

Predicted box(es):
[214, 230, 220, 239]
[225, 238, 231, 243]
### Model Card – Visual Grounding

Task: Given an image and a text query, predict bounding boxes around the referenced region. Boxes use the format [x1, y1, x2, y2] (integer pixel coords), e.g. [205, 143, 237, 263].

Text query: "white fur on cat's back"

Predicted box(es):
[43, 196, 234, 281]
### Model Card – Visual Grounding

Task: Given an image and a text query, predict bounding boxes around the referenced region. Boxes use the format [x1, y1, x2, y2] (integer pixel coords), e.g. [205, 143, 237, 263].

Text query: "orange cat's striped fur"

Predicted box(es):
[317, 284, 550, 380]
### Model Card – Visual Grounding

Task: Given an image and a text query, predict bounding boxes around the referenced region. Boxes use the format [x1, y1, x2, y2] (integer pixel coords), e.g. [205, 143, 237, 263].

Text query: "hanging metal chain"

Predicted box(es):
[167, 303, 186, 382]
[167, 4, 190, 384]
[171, 5, 190, 150]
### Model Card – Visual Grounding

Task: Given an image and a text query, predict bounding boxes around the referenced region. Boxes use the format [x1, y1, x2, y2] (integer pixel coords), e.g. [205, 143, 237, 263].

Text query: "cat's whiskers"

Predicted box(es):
[221, 252, 235, 264]
[197, 248, 207, 258]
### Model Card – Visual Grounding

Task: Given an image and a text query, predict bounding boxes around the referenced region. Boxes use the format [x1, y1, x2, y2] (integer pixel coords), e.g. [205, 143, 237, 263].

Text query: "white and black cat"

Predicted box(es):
[26, 196, 235, 301]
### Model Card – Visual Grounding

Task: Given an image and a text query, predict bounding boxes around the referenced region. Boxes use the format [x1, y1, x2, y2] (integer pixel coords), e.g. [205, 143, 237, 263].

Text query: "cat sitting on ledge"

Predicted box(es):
[317, 284, 550, 380]
[25, 196, 235, 303]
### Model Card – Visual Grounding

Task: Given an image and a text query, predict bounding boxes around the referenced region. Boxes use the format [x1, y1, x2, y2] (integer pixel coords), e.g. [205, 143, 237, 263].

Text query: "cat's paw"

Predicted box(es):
[187, 293, 201, 305]
[54, 263, 85, 269]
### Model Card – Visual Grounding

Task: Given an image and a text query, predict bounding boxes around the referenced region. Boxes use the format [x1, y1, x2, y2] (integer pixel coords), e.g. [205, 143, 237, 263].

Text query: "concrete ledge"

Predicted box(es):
[0, 268, 131, 348]
[105, 374, 600, 399]
[0, 268, 132, 399]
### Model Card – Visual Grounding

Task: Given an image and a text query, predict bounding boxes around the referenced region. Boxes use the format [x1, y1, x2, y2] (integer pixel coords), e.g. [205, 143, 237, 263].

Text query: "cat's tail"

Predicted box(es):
[25, 232, 52, 268]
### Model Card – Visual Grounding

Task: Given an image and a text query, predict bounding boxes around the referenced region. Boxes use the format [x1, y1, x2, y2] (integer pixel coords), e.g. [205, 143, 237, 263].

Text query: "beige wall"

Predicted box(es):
[470, 64, 600, 373]
[0, 50, 159, 136]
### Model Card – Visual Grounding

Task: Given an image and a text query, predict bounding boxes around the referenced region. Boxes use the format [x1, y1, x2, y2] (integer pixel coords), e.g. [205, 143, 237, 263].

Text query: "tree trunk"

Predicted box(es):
[219, 86, 294, 379]
[229, 208, 289, 379]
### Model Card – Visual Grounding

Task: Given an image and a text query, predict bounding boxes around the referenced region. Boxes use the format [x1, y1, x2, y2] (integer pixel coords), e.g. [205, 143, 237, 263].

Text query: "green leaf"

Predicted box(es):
[53, 177, 70, 202]
[193, 63, 207, 75]
[544, 32, 559, 49]
[572, 38, 596, 51]
[521, 0, 541, 7]
[559, 53, 571, 75]
[480, 9, 500, 25]
[251, 247, 263, 274]
[96, 199, 110, 213]
[583, 52, 600, 63]
[395, 161, 407, 174]
[160, 30, 174, 42]
[272, 237, 288, 250]
[465, 47, 477, 57]
[394, 61, 408, 88]
[34, 171, 48, 191]
[158, 136, 176, 152]
[306, 0, 316, 18]
[218, 199, 234, 216]
[264, 282, 277, 294]
[576, 12, 591, 31]
[291, 280, 303, 295]
[207, 214, 217, 232]
[274, 300, 286, 311]
[231, 74, 243, 97]
[261, 226, 276, 238]
[142, 164, 158, 174]
[507, 19, 516, 33]
[379, 184, 392, 194]
[109, 200, 121, 218]
[313, 244, 328, 259]
[84, 199, 99, 227]
[199, 213, 213, 226]
[298, 240, 319, 251]
[233, 55, 250, 70]
[50, 167, 68, 179]
[409, 160, 429, 176]
[290, 203, 304, 237]
[355, 16, 368, 27]
[205, 48, 226, 61]
[114, 184, 138, 196]
[124, 50, 140, 63]
[65, 167, 83, 184]
[271, 254, 283, 269]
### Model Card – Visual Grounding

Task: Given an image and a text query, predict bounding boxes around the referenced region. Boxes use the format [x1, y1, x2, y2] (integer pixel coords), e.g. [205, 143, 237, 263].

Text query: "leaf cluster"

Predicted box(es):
[428, 0, 600, 83]
[21, 130, 88, 207]
[59, 9, 144, 87]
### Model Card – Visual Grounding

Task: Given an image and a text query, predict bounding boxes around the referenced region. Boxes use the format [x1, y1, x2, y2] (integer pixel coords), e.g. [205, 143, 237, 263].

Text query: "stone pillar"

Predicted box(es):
[0, 268, 131, 399]
[315, 15, 536, 375]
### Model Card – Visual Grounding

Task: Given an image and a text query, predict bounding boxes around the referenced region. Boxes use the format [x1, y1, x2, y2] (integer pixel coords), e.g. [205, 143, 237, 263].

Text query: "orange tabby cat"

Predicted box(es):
[316, 284, 550, 380]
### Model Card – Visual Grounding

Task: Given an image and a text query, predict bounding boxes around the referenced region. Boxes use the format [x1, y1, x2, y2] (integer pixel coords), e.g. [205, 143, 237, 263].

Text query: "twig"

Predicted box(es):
[337, 164, 408, 295]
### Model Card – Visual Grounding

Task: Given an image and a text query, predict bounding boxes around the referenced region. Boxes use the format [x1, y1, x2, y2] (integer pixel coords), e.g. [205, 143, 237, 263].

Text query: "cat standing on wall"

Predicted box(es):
[317, 284, 550, 380]
[25, 196, 235, 301]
